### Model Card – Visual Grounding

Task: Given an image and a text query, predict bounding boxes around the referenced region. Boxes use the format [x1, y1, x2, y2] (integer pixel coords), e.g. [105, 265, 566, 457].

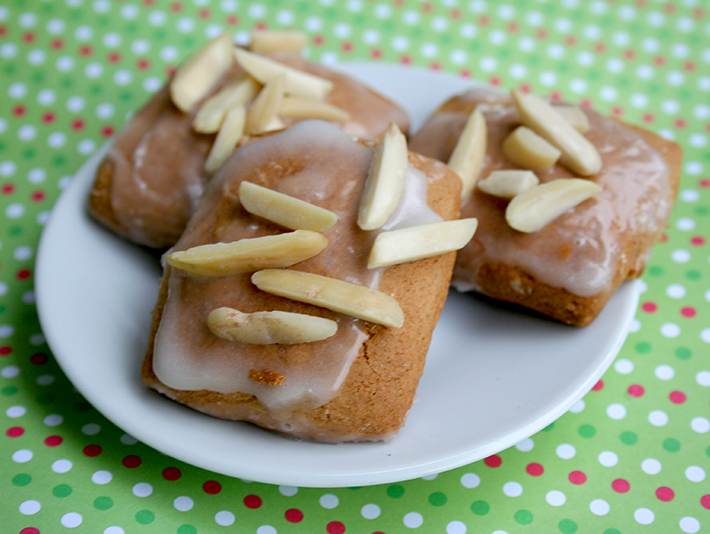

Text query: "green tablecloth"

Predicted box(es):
[2, 1, 709, 533]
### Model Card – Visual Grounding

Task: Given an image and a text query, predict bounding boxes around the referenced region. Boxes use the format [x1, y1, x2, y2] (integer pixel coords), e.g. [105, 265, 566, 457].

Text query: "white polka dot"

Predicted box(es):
[459, 23, 477, 38]
[509, 64, 527, 79]
[176, 17, 195, 33]
[655, 365, 675, 380]
[479, 57, 497, 72]
[420, 42, 438, 58]
[618, 5, 637, 20]
[685, 466, 705, 482]
[56, 56, 74, 72]
[612, 31, 631, 46]
[515, 438, 534, 452]
[256, 527, 277, 534]
[2, 364, 20, 377]
[646, 11, 665, 27]
[133, 482, 153, 497]
[120, 434, 138, 445]
[460, 473, 481, 488]
[61, 512, 83, 528]
[29, 333, 45, 345]
[9, 82, 27, 99]
[702, 329, 710, 344]
[403, 512, 423, 528]
[446, 521, 467, 534]
[0, 324, 16, 338]
[636, 64, 655, 80]
[4, 203, 23, 219]
[693, 104, 710, 120]
[556, 444, 576, 459]
[43, 414, 63, 426]
[661, 323, 681, 338]
[276, 9, 295, 25]
[488, 30, 507, 45]
[92, 470, 113, 485]
[401, 9, 420, 25]
[14, 245, 33, 261]
[688, 133, 707, 148]
[606, 58, 625, 73]
[215, 511, 235, 526]
[518, 36, 536, 52]
[649, 410, 668, 426]
[19, 500, 41, 515]
[450, 49, 468, 65]
[7, 405, 27, 418]
[78, 139, 96, 156]
[569, 399, 585, 413]
[526, 10, 544, 25]
[37, 375, 54, 385]
[160, 46, 179, 62]
[319, 494, 338, 509]
[676, 16, 695, 32]
[546, 490, 566, 506]
[468, 1, 487, 14]
[614, 359, 634, 374]
[74, 25, 93, 41]
[113, 70, 133, 86]
[17, 125, 36, 142]
[174, 496, 194, 511]
[607, 404, 626, 420]
[590, 499, 610, 515]
[148, 10, 167, 26]
[279, 485, 298, 496]
[598, 451, 618, 467]
[497, 4, 516, 19]
[13, 449, 33, 463]
[630, 93, 649, 108]
[1, 42, 17, 58]
[576, 51, 595, 67]
[685, 161, 705, 176]
[374, 3, 392, 19]
[421, 474, 438, 481]
[93, 0, 111, 14]
[642, 458, 662, 475]
[539, 71, 557, 86]
[635, 508, 655, 525]
[120, 4, 139, 19]
[52, 459, 73, 473]
[361, 503, 381, 519]
[697, 371, 710, 386]
[46, 18, 65, 34]
[680, 517, 701, 533]
[21, 290, 34, 305]
[48, 132, 66, 148]
[547, 44, 565, 59]
[690, 417, 710, 434]
[666, 284, 686, 298]
[503, 481, 523, 497]
[672, 249, 691, 263]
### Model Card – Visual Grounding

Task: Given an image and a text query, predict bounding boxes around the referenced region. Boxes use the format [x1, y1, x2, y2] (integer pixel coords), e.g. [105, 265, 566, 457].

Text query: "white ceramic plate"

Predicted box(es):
[36, 64, 639, 488]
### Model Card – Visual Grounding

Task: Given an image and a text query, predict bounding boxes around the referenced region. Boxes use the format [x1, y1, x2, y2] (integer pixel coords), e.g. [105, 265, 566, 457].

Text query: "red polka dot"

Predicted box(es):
[51, 38, 63, 49]
[1, 183, 14, 194]
[326, 522, 346, 534]
[641, 302, 657, 313]
[489, 76, 502, 86]
[701, 494, 710, 509]
[170, 2, 183, 12]
[101, 126, 115, 137]
[71, 119, 85, 130]
[23, 31, 35, 43]
[371, 49, 382, 59]
[342, 42, 353, 52]
[42, 112, 55, 123]
[526, 463, 544, 476]
[31, 191, 45, 202]
[612, 478, 630, 493]
[628, 384, 645, 397]
[669, 391, 687, 404]
[0, 346, 11, 355]
[162, 467, 181, 480]
[690, 237, 705, 246]
[83, 444, 102, 457]
[400, 55, 411, 65]
[569, 471, 587, 485]
[198, 8, 210, 18]
[226, 14, 238, 25]
[17, 269, 32, 280]
[700, 179, 710, 188]
[285, 508, 304, 523]
[108, 52, 121, 63]
[30, 353, 47, 365]
[6, 426, 25, 437]
[137, 59, 150, 70]
[79, 45, 92, 56]
[122, 455, 142, 468]
[591, 379, 604, 391]
[203, 480, 222, 494]
[656, 487, 675, 502]
[44, 435, 63, 447]
[681, 307, 697, 318]
[244, 495, 262, 509]
[20, 528, 40, 534]
[13, 105, 26, 117]
[484, 455, 502, 468]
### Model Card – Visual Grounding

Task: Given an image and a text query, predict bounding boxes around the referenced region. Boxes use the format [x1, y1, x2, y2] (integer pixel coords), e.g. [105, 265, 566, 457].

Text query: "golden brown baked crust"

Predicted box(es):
[410, 89, 682, 326]
[142, 128, 461, 442]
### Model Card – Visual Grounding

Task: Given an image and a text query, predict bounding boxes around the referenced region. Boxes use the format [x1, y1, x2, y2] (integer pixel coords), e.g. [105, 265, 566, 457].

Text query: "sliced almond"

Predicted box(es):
[502, 126, 561, 171]
[553, 104, 590, 133]
[279, 96, 351, 122]
[447, 109, 487, 204]
[252, 269, 404, 328]
[368, 218, 478, 269]
[234, 47, 333, 100]
[477, 170, 539, 199]
[511, 89, 601, 176]
[170, 32, 235, 112]
[505, 178, 602, 233]
[357, 122, 409, 231]
[204, 104, 246, 173]
[192, 74, 260, 134]
[245, 74, 286, 135]
[249, 29, 307, 54]
[167, 230, 327, 276]
[249, 369, 286, 386]
[239, 181, 338, 232]
[208, 306, 337, 344]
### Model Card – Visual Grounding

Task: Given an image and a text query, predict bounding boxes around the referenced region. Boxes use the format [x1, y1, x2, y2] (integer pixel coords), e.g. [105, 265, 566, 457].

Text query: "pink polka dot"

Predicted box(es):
[690, 236, 705, 246]
[592, 380, 604, 391]
[641, 302, 658, 313]
[699, 179, 710, 188]
[656, 487, 675, 502]
[162, 467, 182, 481]
[484, 455, 502, 467]
[628, 384, 645, 398]
[244, 495, 262, 509]
[569, 471, 587, 485]
[20, 528, 40, 534]
[681, 307, 697, 318]
[612, 479, 630, 493]
[0, 346, 11, 355]
[122, 455, 141, 468]
[669, 391, 687, 404]
[326, 522, 346, 534]
[30, 353, 47, 365]
[7, 426, 25, 437]
[44, 435, 63, 447]
[83, 445, 102, 457]
[700, 494, 710, 510]
[203, 480, 221, 494]
[526, 463, 544, 476]
[285, 508, 304, 523]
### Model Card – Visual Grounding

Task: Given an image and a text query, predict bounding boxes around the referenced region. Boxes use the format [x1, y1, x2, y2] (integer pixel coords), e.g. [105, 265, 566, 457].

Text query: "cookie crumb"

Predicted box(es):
[249, 368, 286, 386]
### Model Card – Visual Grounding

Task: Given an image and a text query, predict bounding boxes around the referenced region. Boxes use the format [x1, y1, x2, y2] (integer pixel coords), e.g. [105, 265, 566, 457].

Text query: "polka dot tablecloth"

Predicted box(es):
[1, 0, 709, 533]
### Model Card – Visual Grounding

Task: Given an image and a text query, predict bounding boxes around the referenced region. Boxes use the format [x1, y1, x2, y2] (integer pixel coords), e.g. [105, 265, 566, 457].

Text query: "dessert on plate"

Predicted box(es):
[410, 87, 681, 326]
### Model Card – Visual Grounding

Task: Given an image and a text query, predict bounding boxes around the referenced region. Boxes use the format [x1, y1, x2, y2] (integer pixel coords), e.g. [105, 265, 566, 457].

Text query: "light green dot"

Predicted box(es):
[603, 529, 622, 534]
[136, 510, 155, 525]
[542, 422, 555, 432]
[647, 265, 664, 277]
[2, 386, 18, 396]
[12, 474, 32, 487]
[686, 269, 702, 280]
[428, 492, 447, 507]
[578, 424, 596, 438]
[387, 485, 405, 499]
[177, 526, 197, 534]
[695, 206, 708, 217]
[515, 509, 534, 525]
[675, 347, 692, 360]
[559, 519, 578, 533]
[620, 431, 638, 445]
[94, 497, 113, 510]
[53, 484, 73, 498]
[705, 445, 710, 458]
[635, 342, 652, 354]
[471, 500, 490, 516]
[663, 438, 681, 453]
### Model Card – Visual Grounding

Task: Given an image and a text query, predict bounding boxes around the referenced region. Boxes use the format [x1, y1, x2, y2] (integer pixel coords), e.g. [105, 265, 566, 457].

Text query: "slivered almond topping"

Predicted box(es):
[239, 181, 338, 232]
[477, 170, 539, 199]
[248, 368, 286, 386]
[245, 74, 286, 135]
[553, 104, 590, 133]
[279, 96, 351, 122]
[192, 75, 260, 134]
[203, 104, 246, 173]
[252, 269, 405, 328]
[208, 307, 337, 344]
[166, 230, 327, 276]
[368, 218, 478, 269]
[505, 178, 602, 233]
[511, 89, 602, 176]
[249, 29, 307, 54]
[170, 32, 234, 112]
[234, 48, 333, 100]
[447, 109, 487, 204]
[502, 126, 561, 171]
[357, 122, 408, 231]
